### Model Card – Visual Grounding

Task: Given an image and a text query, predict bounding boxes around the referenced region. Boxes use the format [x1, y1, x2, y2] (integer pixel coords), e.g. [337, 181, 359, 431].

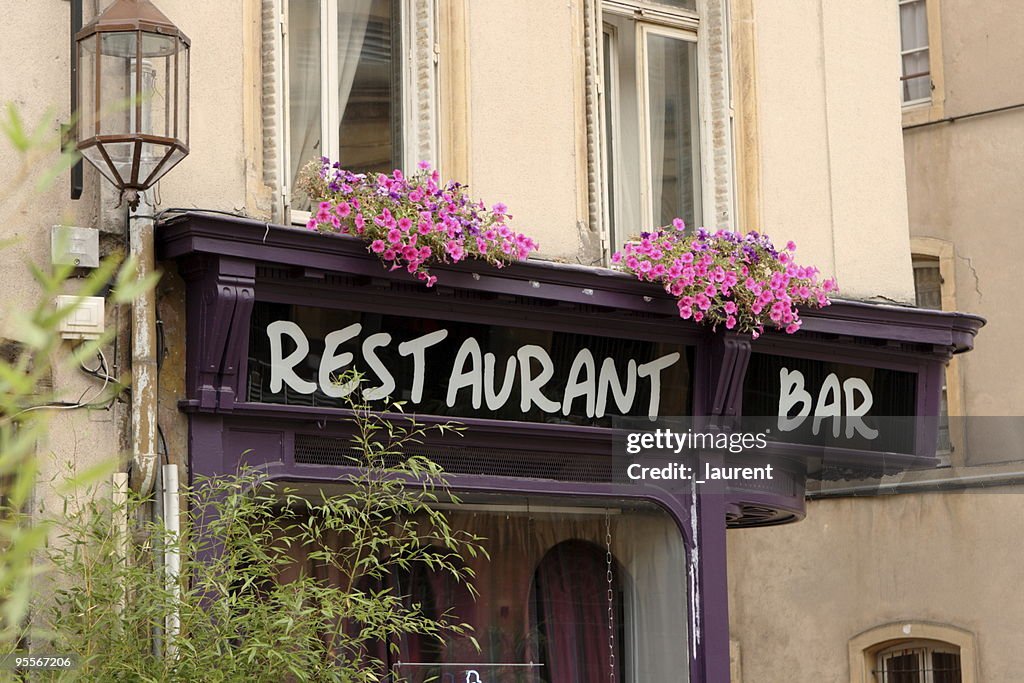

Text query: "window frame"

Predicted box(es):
[849, 622, 977, 683]
[599, 0, 712, 257]
[637, 22, 702, 234]
[875, 640, 963, 683]
[282, 0, 437, 226]
[899, 0, 946, 127]
[898, 0, 931, 108]
[910, 237, 965, 465]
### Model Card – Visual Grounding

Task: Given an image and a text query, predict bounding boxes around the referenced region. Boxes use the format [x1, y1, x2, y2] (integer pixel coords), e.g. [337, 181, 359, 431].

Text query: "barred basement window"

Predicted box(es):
[874, 641, 961, 683]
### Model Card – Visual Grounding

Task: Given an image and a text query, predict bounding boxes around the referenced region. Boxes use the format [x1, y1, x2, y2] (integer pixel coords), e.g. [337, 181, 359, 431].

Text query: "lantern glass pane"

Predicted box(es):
[80, 144, 118, 185]
[139, 38, 173, 138]
[141, 32, 176, 59]
[99, 32, 135, 137]
[77, 35, 97, 139]
[104, 140, 137, 185]
[147, 145, 186, 186]
[101, 30, 137, 58]
[139, 141, 170, 185]
[177, 43, 189, 145]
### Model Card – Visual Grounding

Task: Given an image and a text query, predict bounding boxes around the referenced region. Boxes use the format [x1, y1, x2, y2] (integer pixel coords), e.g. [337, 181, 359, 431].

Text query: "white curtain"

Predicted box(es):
[337, 0, 374, 139]
[289, 0, 324, 207]
[288, 0, 373, 208]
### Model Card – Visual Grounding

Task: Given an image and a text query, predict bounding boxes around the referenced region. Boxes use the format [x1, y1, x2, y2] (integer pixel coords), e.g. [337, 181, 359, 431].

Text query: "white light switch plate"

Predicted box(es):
[56, 295, 105, 340]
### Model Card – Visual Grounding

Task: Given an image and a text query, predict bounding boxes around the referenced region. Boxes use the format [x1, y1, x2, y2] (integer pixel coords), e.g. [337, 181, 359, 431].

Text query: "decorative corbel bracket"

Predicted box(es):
[706, 330, 752, 423]
[180, 254, 255, 411]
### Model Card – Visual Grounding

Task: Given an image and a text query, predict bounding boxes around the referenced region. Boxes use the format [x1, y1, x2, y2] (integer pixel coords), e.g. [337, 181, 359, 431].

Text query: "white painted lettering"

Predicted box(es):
[361, 333, 395, 401]
[562, 348, 597, 417]
[778, 367, 812, 431]
[447, 337, 483, 409]
[517, 345, 560, 413]
[637, 352, 681, 420]
[812, 373, 843, 437]
[268, 320, 317, 394]
[319, 323, 361, 397]
[843, 377, 879, 439]
[397, 329, 449, 403]
[483, 352, 517, 411]
[596, 358, 637, 418]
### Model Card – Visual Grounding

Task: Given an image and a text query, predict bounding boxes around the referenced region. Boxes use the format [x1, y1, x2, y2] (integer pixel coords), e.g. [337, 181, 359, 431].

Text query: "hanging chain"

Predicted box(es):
[605, 510, 616, 683]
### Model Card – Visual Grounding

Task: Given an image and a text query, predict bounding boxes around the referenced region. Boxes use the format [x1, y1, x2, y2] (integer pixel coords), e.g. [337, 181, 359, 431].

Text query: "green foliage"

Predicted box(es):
[0, 104, 155, 683]
[0, 105, 133, 650]
[0, 255, 132, 648]
[35, 389, 485, 682]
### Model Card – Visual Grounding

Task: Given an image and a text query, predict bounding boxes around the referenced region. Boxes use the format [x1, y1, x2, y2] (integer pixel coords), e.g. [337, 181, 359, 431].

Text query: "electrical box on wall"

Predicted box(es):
[55, 295, 105, 340]
[51, 225, 100, 268]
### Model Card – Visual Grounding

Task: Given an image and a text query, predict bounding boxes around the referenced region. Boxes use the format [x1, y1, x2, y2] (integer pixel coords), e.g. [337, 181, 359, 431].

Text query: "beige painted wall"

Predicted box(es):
[728, 492, 1024, 682]
[904, 0, 1024, 425]
[464, 0, 590, 262]
[728, 2, 1024, 681]
[0, 0, 250, 496]
[750, 0, 914, 303]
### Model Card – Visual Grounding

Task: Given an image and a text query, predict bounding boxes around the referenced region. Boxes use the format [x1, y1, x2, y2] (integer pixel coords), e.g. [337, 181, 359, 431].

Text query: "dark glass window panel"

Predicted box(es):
[338, 0, 401, 175]
[742, 352, 918, 454]
[931, 652, 962, 683]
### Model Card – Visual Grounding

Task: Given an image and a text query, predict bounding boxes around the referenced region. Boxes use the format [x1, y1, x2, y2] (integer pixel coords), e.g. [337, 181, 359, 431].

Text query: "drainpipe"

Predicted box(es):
[129, 192, 158, 496]
[162, 463, 180, 659]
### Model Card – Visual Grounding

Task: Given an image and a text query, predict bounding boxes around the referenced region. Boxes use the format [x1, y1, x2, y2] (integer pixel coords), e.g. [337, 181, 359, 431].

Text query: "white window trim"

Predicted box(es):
[899, 0, 932, 108]
[901, 0, 946, 125]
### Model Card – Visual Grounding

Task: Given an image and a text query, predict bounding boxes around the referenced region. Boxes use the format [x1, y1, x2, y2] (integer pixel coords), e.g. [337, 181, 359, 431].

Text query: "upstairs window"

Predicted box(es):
[281, 0, 438, 217]
[601, 0, 703, 249]
[899, 0, 931, 105]
[913, 254, 950, 457]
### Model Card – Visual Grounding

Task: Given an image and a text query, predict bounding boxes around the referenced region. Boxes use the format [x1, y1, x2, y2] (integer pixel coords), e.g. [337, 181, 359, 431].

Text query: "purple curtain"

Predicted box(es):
[532, 540, 622, 683]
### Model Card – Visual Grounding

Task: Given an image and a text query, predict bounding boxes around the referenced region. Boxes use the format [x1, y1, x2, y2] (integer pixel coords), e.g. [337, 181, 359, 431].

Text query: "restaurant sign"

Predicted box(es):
[743, 352, 919, 453]
[248, 302, 693, 427]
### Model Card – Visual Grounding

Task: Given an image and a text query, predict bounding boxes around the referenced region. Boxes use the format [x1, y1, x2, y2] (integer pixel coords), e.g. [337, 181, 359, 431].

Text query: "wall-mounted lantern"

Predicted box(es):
[75, 0, 190, 208]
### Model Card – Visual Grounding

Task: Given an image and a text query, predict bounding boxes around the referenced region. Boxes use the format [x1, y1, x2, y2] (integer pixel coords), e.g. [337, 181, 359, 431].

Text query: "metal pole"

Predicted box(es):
[129, 191, 159, 496]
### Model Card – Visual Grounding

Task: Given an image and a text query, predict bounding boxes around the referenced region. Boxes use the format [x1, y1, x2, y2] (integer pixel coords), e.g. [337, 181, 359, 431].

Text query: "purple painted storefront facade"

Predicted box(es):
[157, 212, 983, 682]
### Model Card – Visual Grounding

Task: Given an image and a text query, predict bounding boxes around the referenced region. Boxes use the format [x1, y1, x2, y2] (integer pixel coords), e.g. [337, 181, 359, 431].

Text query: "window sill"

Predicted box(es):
[902, 99, 945, 128]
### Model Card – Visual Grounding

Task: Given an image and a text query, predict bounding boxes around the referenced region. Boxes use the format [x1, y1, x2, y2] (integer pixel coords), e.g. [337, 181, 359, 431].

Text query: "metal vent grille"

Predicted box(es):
[295, 434, 612, 483]
[726, 504, 798, 528]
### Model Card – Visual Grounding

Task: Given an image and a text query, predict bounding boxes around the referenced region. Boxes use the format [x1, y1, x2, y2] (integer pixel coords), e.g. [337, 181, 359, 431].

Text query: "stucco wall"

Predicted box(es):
[751, 0, 915, 303]
[0, 1, 125, 492]
[728, 493, 1024, 682]
[904, 0, 1024, 425]
[0, 0, 249, 496]
[464, 0, 590, 262]
[728, 2, 1024, 681]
